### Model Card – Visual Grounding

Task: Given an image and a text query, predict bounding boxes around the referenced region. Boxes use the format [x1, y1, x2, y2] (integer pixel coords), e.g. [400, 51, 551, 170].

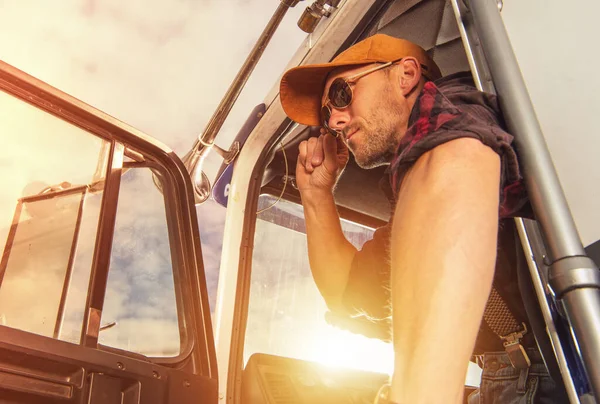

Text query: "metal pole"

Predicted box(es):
[467, 0, 584, 261]
[550, 255, 600, 400]
[196, 0, 337, 146]
[516, 219, 581, 403]
[449, 0, 487, 92]
[182, 0, 301, 203]
[195, 0, 298, 148]
[468, 0, 600, 399]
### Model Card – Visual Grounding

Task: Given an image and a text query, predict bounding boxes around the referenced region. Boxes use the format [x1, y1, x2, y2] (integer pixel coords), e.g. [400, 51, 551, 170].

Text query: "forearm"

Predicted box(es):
[301, 189, 357, 310]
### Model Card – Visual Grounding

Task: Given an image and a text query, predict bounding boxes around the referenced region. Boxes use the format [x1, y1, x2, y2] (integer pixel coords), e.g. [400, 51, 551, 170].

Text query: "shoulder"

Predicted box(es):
[413, 138, 500, 179]
[394, 138, 501, 205]
[393, 138, 502, 233]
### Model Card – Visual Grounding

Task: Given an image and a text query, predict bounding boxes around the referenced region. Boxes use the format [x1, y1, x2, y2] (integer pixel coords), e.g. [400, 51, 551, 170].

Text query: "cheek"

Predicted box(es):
[349, 97, 371, 121]
[352, 90, 401, 126]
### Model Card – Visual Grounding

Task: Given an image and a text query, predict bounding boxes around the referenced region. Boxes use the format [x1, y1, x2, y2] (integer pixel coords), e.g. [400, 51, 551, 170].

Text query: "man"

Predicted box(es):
[279, 34, 566, 403]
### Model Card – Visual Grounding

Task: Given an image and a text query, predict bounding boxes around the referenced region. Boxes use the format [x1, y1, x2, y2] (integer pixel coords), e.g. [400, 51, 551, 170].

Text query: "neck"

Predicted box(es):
[389, 82, 425, 160]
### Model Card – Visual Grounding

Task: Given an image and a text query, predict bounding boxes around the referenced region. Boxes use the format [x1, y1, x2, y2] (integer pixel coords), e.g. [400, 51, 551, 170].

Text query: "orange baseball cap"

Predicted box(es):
[280, 34, 441, 126]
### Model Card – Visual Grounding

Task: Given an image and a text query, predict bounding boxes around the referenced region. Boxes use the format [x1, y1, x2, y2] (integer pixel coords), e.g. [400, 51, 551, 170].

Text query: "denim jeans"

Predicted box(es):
[467, 348, 567, 403]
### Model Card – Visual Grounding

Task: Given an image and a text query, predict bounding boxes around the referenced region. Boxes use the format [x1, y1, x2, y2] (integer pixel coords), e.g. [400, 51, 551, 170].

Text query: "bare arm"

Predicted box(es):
[297, 132, 356, 312]
[388, 138, 501, 403]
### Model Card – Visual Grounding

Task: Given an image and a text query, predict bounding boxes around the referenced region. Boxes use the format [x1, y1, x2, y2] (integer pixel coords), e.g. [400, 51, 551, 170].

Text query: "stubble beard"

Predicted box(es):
[348, 99, 403, 169]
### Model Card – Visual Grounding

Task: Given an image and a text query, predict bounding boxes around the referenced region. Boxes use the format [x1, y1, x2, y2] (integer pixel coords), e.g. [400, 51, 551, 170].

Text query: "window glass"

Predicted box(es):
[0, 89, 108, 341]
[59, 189, 104, 343]
[99, 167, 181, 357]
[245, 194, 394, 375]
[0, 90, 182, 359]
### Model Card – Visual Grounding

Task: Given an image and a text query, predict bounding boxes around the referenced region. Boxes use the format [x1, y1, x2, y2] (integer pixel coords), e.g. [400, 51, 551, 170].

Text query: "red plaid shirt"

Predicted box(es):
[388, 72, 528, 218]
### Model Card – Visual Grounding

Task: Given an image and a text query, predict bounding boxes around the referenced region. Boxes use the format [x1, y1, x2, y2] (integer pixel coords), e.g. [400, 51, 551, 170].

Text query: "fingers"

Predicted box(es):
[297, 140, 307, 172]
[298, 132, 337, 175]
[312, 135, 324, 166]
[305, 137, 317, 172]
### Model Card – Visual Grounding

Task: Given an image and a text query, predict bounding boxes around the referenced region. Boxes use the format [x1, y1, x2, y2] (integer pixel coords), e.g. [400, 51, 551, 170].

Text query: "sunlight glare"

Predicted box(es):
[287, 320, 393, 375]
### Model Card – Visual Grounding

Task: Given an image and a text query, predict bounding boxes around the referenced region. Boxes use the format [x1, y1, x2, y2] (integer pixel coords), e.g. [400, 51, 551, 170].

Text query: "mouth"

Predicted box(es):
[345, 128, 359, 141]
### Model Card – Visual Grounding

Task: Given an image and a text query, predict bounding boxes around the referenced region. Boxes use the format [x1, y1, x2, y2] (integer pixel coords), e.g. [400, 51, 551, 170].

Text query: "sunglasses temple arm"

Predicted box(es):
[347, 61, 393, 81]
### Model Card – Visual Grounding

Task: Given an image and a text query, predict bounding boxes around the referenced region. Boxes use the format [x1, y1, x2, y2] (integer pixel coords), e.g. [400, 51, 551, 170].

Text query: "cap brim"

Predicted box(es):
[280, 60, 374, 127]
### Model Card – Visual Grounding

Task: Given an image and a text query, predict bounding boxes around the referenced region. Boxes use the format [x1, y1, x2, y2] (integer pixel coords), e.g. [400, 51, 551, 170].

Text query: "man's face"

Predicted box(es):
[321, 64, 411, 169]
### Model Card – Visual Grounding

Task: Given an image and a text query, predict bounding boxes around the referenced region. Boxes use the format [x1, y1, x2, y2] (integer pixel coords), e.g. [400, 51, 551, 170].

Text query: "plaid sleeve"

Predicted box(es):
[389, 82, 528, 218]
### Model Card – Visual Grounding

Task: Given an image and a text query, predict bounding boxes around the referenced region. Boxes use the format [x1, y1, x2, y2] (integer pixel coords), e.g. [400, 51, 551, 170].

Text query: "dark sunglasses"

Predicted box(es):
[321, 58, 431, 136]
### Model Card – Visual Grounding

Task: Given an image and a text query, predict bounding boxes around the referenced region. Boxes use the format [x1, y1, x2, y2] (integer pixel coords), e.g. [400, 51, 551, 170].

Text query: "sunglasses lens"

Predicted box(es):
[328, 78, 352, 108]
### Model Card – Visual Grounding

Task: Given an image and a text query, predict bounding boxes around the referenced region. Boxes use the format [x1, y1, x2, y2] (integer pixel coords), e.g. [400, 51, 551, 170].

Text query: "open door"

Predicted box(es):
[0, 61, 218, 403]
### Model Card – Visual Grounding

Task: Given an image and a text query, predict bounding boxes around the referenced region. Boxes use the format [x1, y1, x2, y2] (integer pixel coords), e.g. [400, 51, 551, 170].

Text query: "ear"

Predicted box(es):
[397, 57, 422, 96]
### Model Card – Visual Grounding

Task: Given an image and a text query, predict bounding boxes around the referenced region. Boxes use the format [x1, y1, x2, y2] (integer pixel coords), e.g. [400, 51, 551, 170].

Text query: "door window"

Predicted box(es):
[0, 89, 108, 340]
[0, 89, 182, 359]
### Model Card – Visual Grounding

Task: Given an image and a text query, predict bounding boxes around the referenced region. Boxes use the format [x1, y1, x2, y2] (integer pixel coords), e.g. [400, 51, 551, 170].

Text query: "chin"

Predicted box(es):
[350, 130, 396, 169]
[354, 153, 388, 169]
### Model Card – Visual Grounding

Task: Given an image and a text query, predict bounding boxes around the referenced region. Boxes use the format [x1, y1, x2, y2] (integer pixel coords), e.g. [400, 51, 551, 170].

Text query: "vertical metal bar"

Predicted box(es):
[515, 219, 581, 404]
[80, 141, 124, 347]
[449, 0, 488, 92]
[0, 202, 23, 288]
[54, 188, 87, 339]
[467, 0, 584, 261]
[450, 2, 591, 400]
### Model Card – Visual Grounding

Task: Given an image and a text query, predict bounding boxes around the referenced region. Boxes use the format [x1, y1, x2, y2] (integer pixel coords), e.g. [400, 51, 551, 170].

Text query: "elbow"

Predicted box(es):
[318, 287, 348, 315]
[325, 297, 349, 316]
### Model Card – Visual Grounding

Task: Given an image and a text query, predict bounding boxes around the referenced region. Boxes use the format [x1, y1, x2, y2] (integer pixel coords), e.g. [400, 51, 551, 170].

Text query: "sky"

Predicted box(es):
[0, 0, 308, 355]
[0, 0, 307, 162]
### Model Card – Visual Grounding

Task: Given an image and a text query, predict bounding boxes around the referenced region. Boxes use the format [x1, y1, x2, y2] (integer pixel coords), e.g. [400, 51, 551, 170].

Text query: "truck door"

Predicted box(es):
[0, 61, 218, 403]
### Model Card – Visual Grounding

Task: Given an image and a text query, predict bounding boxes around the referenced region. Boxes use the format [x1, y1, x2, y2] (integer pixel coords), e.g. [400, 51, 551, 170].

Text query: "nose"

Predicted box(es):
[327, 107, 349, 131]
